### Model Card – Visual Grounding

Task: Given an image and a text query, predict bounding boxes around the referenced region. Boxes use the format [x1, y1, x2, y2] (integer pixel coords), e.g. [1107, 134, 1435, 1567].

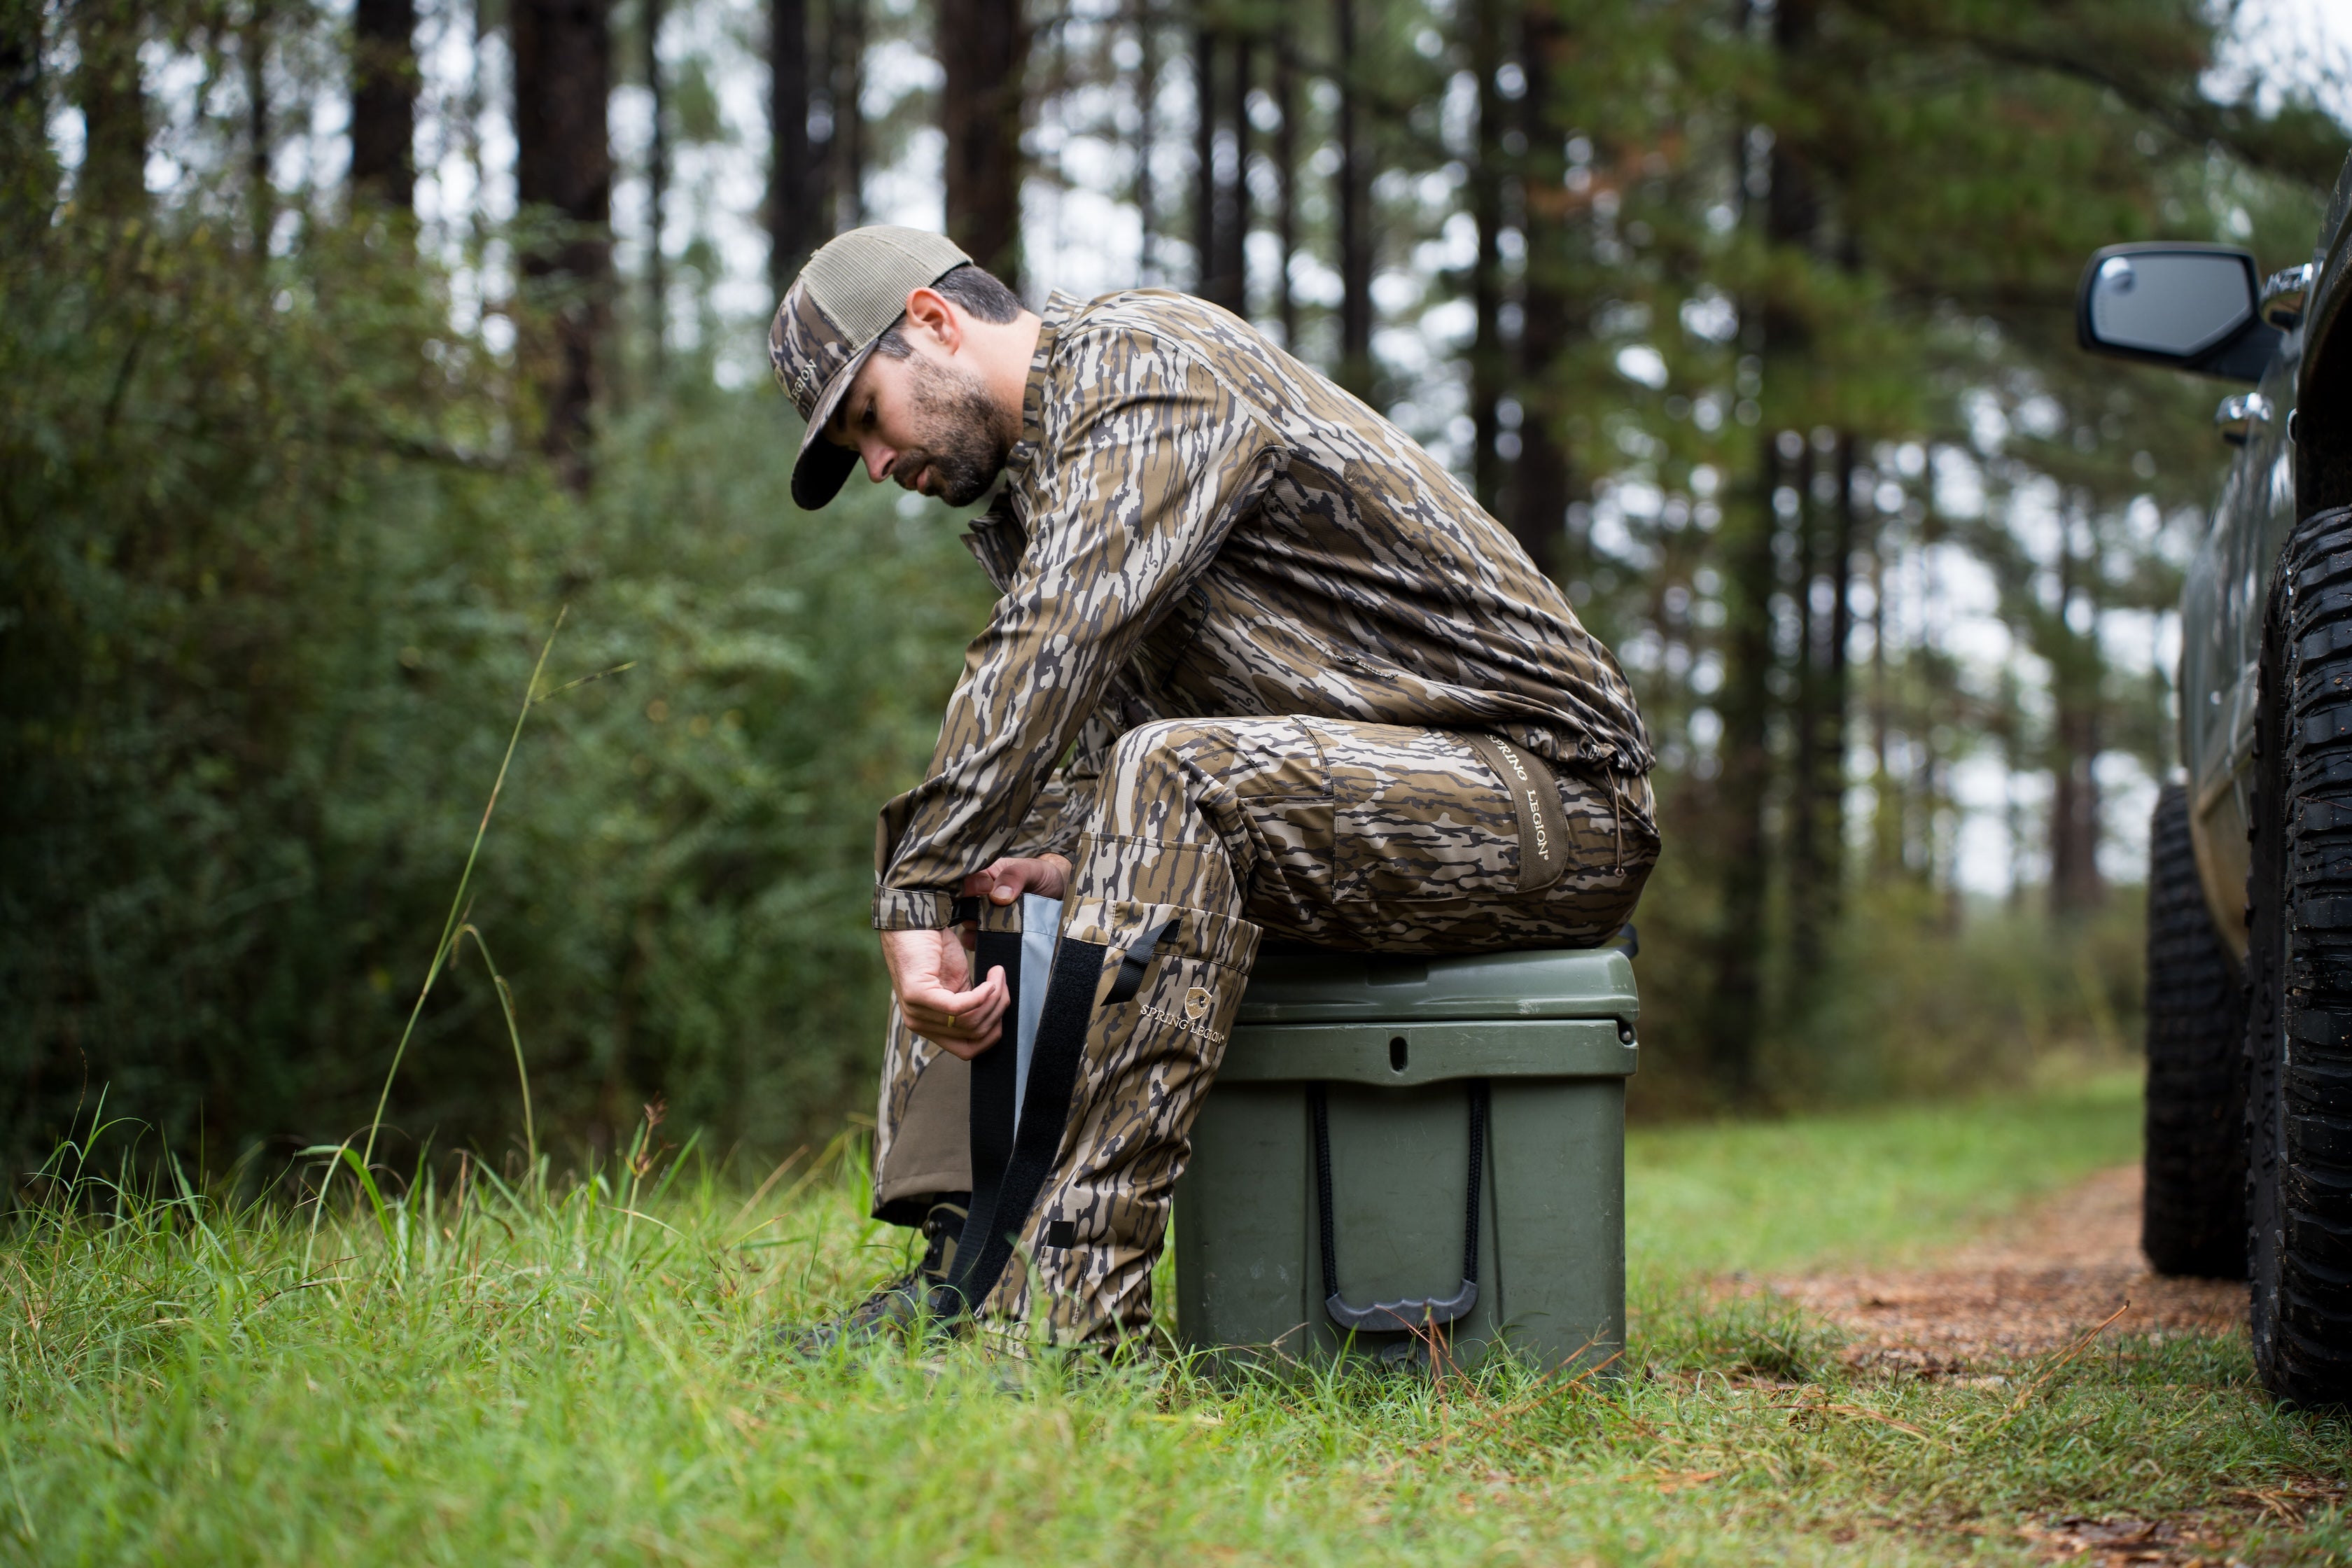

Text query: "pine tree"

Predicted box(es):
[351, 0, 417, 210]
[941, 0, 1026, 288]
[512, 0, 615, 488]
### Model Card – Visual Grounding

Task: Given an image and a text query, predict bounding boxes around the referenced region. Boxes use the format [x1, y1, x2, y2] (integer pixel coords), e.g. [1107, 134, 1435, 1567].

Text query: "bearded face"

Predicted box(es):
[887, 353, 1010, 507]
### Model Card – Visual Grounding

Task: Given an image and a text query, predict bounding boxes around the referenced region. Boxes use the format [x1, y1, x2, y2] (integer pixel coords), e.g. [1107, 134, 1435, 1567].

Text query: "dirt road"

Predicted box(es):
[1763, 1166, 2342, 1566]
[1768, 1164, 2244, 1377]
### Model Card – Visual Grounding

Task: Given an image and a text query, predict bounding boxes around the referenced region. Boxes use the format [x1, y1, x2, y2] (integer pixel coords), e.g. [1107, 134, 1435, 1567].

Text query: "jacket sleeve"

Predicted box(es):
[872, 339, 1272, 929]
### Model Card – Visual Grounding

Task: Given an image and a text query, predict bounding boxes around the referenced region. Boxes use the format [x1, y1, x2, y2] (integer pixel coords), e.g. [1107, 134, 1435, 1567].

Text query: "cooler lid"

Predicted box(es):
[1236, 946, 1638, 1025]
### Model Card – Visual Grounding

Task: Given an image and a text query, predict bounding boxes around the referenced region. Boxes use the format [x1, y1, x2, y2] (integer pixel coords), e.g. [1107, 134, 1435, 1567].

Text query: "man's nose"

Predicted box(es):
[862, 442, 896, 483]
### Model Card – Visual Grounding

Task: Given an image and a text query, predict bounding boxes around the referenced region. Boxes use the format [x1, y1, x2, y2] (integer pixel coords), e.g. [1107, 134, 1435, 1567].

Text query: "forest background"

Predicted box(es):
[4, 0, 2349, 1180]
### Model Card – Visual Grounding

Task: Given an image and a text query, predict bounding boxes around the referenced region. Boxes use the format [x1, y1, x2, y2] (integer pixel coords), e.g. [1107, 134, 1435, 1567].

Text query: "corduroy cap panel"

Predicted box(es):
[769, 226, 974, 510]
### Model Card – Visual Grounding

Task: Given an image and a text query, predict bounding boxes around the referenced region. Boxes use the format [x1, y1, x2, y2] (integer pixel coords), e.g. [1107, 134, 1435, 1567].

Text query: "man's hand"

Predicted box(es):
[960, 852, 1070, 908]
[881, 927, 1009, 1060]
[881, 854, 1071, 1060]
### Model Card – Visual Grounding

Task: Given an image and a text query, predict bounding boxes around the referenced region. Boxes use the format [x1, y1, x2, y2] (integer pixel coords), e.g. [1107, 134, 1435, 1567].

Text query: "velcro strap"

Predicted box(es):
[944, 937, 1107, 1313]
[960, 927, 1025, 1275]
[1103, 916, 1179, 1006]
[1462, 733, 1568, 894]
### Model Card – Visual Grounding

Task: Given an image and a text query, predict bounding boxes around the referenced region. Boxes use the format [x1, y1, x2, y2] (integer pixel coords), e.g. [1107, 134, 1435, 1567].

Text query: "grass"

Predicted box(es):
[2, 1074, 2346, 1566]
[1625, 1068, 2144, 1276]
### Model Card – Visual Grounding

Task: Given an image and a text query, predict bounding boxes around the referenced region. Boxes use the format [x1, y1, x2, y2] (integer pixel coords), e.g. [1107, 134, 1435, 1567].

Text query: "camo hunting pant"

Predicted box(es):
[870, 717, 1656, 1345]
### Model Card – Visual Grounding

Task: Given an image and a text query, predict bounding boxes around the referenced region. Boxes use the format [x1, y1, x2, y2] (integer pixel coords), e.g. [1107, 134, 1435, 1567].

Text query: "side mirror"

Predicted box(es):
[2076, 244, 2278, 382]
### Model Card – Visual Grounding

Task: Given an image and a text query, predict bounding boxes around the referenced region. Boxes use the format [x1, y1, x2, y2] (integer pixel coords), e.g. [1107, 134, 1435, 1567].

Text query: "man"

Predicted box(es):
[771, 225, 1657, 1350]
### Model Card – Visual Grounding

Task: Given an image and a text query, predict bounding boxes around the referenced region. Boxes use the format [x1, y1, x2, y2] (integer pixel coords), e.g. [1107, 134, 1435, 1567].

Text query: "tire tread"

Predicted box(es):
[2247, 503, 2352, 1406]
[2142, 781, 2249, 1279]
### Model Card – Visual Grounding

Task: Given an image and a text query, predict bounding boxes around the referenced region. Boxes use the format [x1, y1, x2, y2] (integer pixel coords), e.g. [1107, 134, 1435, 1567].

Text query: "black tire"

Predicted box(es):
[2245, 502, 2352, 1406]
[2141, 781, 2249, 1278]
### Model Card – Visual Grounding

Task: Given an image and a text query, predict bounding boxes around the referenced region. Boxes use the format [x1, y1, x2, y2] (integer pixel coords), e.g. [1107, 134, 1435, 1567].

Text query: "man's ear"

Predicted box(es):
[901, 287, 962, 353]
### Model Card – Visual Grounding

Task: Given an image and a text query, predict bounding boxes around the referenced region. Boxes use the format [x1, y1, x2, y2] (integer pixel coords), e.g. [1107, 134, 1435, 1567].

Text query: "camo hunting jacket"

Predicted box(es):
[872, 288, 1654, 930]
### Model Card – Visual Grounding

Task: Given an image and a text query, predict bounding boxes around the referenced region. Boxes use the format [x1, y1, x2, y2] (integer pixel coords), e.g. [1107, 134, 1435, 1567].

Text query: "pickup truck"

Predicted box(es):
[2080, 148, 2352, 1405]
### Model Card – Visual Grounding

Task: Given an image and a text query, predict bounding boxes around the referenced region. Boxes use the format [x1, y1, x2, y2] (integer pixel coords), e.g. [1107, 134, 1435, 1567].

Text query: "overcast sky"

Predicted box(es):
[2216, 0, 2352, 118]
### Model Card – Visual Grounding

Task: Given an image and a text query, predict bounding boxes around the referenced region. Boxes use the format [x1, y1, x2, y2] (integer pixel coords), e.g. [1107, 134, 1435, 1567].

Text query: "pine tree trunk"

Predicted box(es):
[2049, 507, 2106, 915]
[2050, 722, 2103, 913]
[828, 0, 864, 230]
[646, 0, 668, 371]
[767, 0, 813, 296]
[1214, 32, 1248, 311]
[1134, 0, 1157, 281]
[1870, 524, 1898, 878]
[1271, 16, 1296, 348]
[512, 0, 615, 490]
[0, 0, 50, 224]
[1334, 0, 1373, 398]
[1707, 427, 1782, 1104]
[1192, 22, 1216, 300]
[1511, 0, 1569, 580]
[1820, 432, 1856, 916]
[1788, 430, 1852, 979]
[940, 0, 1026, 289]
[244, 0, 272, 253]
[1789, 438, 1823, 976]
[1189, 24, 1245, 313]
[805, 1, 835, 255]
[351, 0, 419, 210]
[73, 0, 148, 222]
[1467, 0, 1506, 516]
[1702, 0, 1819, 1102]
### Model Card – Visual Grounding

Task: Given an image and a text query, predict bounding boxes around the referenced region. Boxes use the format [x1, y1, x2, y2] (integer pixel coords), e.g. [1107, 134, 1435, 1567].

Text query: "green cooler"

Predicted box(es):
[1172, 945, 1637, 1373]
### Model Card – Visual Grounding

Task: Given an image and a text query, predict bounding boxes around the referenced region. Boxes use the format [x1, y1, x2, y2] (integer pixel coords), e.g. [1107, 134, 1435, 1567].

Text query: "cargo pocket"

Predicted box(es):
[1308, 721, 1523, 905]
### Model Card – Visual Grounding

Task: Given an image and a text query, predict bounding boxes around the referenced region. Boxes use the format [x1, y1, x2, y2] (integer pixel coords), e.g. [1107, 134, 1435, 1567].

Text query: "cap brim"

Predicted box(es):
[790, 337, 883, 510]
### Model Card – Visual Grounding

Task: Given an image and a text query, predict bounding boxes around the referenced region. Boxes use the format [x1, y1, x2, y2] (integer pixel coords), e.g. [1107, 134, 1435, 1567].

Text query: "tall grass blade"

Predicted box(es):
[354, 610, 566, 1182]
[456, 923, 538, 1181]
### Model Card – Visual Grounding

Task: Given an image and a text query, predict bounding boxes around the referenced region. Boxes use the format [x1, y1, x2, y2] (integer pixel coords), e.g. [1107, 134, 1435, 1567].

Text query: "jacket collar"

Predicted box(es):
[1002, 290, 1079, 485]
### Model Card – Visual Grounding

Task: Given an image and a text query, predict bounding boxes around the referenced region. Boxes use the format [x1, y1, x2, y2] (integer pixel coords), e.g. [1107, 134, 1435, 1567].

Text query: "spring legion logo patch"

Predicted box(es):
[1184, 986, 1212, 1021]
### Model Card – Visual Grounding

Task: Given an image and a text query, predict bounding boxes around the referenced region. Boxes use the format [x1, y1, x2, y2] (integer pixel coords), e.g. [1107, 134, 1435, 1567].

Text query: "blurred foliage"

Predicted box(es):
[0, 209, 991, 1176]
[1627, 848, 2145, 1118]
[1779, 887, 2145, 1107]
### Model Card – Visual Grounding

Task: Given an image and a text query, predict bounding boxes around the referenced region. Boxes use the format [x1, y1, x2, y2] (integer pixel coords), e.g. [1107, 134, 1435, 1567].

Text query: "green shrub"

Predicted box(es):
[0, 212, 990, 1178]
[1624, 860, 2146, 1119]
[1777, 883, 2145, 1105]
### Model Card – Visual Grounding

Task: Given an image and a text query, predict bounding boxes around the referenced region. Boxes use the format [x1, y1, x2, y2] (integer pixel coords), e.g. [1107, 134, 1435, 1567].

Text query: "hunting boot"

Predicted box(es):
[777, 1195, 969, 1355]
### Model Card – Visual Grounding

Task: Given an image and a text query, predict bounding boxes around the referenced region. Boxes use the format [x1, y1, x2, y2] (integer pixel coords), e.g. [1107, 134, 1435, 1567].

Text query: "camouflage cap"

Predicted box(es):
[770, 225, 975, 510]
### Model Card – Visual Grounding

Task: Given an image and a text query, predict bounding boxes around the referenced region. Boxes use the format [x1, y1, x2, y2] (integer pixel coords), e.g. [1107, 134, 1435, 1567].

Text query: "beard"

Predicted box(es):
[895, 355, 1011, 507]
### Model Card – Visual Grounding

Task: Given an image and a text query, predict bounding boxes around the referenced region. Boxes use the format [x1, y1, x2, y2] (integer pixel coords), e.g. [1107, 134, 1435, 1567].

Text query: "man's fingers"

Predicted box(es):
[899, 965, 1007, 1033]
[955, 855, 1072, 908]
[960, 967, 1009, 1030]
[907, 982, 1002, 1053]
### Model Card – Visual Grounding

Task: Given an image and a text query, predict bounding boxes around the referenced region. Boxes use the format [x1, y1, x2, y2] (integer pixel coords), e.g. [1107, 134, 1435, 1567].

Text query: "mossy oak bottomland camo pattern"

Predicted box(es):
[871, 287, 1653, 932]
[872, 718, 1654, 1345]
[850, 286, 1658, 1347]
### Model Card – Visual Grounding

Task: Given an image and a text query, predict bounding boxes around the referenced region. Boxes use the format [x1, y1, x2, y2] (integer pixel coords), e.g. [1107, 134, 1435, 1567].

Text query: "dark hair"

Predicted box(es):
[870, 263, 1023, 359]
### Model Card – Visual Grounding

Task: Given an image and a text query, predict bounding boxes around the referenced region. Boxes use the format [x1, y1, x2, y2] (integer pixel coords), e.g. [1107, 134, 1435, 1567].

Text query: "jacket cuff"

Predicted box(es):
[872, 886, 959, 931]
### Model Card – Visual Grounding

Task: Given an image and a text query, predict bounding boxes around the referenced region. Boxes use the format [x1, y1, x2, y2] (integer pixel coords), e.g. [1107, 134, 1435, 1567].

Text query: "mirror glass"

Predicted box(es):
[2087, 252, 2255, 356]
